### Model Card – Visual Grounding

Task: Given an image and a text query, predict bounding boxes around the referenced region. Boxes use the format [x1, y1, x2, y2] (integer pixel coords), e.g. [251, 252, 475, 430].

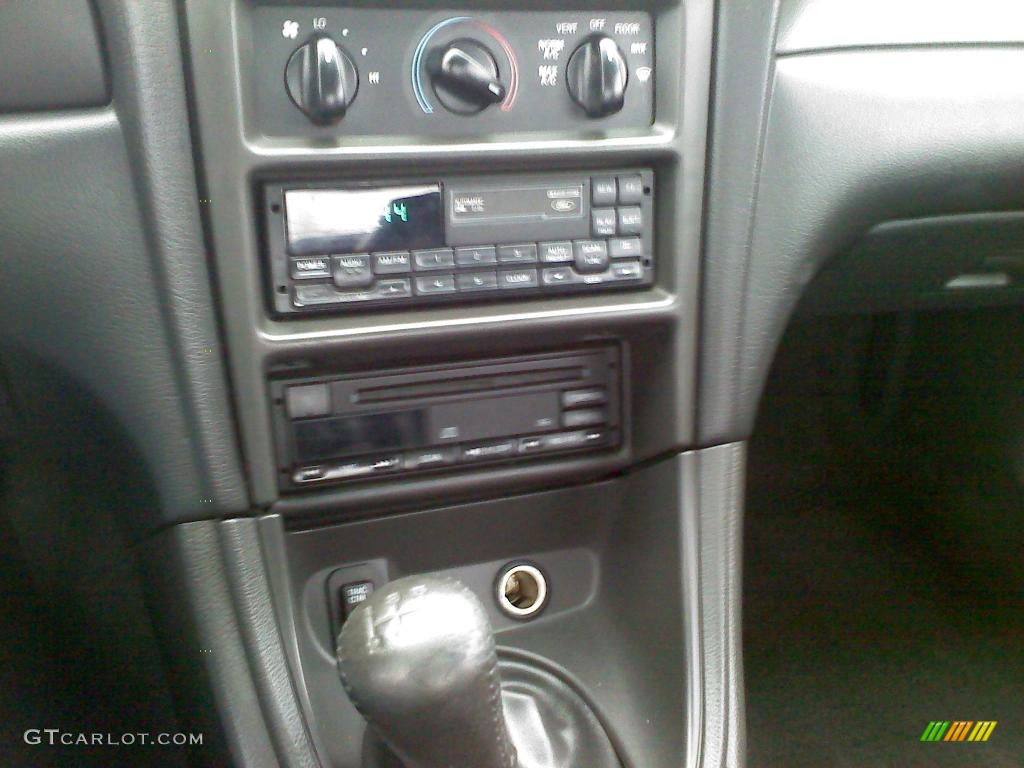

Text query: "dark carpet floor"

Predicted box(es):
[744, 309, 1024, 768]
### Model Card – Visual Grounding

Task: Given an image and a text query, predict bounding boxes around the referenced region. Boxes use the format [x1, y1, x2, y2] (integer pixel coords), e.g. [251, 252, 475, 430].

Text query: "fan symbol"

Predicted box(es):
[282, 20, 299, 39]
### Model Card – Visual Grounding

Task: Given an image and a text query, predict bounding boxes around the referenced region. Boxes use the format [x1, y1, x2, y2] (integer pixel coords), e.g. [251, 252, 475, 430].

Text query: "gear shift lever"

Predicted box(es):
[337, 575, 517, 768]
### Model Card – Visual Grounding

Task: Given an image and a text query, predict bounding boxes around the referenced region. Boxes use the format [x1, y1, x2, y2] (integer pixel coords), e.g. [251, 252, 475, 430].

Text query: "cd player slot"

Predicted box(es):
[355, 365, 585, 404]
[271, 346, 623, 491]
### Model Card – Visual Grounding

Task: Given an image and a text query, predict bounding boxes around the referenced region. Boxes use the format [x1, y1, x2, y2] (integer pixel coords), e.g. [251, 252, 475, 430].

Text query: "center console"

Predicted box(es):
[181, 0, 714, 765]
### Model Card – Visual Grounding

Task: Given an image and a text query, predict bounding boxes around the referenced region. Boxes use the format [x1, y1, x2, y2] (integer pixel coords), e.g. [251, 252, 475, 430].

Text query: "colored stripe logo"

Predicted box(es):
[921, 721, 997, 742]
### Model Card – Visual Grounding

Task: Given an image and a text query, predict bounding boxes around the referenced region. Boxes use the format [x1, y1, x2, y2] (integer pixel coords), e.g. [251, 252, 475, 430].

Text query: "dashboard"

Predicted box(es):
[1, 0, 1022, 767]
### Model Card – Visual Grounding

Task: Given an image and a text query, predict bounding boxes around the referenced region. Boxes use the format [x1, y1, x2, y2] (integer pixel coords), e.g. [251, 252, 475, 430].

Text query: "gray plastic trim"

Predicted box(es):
[221, 519, 323, 768]
[692, 442, 746, 768]
[0, 0, 109, 112]
[183, 0, 712, 509]
[701, 28, 1024, 442]
[778, 0, 1024, 55]
[145, 521, 279, 768]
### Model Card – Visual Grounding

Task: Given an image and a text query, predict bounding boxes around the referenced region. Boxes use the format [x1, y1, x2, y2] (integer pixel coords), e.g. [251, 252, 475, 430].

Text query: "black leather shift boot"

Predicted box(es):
[363, 655, 621, 768]
[337, 575, 620, 768]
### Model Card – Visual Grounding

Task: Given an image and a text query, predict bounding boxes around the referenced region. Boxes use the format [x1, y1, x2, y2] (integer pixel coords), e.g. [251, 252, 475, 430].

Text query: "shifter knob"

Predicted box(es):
[337, 576, 516, 768]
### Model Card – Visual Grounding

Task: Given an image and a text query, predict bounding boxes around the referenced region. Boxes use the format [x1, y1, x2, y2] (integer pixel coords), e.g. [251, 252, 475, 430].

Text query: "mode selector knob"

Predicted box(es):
[426, 39, 506, 115]
[285, 35, 359, 125]
[566, 35, 628, 118]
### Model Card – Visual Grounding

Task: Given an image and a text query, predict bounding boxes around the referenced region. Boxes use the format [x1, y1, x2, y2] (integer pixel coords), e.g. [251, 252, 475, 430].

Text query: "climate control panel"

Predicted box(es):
[251, 8, 654, 137]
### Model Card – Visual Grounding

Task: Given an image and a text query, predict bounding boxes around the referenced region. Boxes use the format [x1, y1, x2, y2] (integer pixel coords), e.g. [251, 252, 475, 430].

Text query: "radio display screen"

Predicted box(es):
[292, 410, 427, 462]
[284, 185, 444, 256]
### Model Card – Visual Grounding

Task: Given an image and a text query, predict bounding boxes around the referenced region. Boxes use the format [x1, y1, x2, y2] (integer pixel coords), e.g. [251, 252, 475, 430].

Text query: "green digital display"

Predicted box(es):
[285, 184, 444, 255]
[382, 201, 409, 223]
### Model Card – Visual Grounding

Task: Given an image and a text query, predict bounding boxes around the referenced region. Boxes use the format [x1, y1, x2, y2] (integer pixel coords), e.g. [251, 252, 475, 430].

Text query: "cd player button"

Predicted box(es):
[541, 266, 580, 286]
[332, 254, 374, 289]
[573, 240, 609, 273]
[404, 447, 458, 471]
[562, 388, 607, 409]
[617, 174, 644, 204]
[455, 245, 498, 266]
[456, 271, 499, 292]
[373, 251, 412, 274]
[370, 456, 402, 473]
[462, 440, 516, 462]
[286, 383, 331, 418]
[608, 237, 643, 259]
[497, 243, 539, 264]
[413, 248, 456, 270]
[293, 466, 326, 483]
[290, 256, 332, 279]
[539, 430, 589, 451]
[611, 261, 643, 280]
[616, 207, 643, 235]
[498, 268, 539, 289]
[592, 208, 617, 237]
[562, 408, 607, 429]
[322, 455, 401, 482]
[376, 279, 412, 299]
[414, 275, 457, 295]
[592, 176, 618, 206]
[518, 436, 545, 454]
[539, 241, 574, 263]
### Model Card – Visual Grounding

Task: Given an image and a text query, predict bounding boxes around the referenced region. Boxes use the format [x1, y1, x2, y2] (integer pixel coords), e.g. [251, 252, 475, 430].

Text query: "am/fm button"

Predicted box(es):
[290, 256, 331, 279]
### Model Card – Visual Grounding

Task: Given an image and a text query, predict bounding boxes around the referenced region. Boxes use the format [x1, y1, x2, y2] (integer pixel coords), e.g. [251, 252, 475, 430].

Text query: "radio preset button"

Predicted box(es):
[457, 271, 499, 291]
[573, 240, 610, 273]
[414, 275, 457, 295]
[376, 279, 412, 298]
[497, 243, 539, 264]
[413, 248, 456, 270]
[612, 261, 643, 280]
[293, 284, 342, 306]
[498, 268, 539, 289]
[609, 237, 643, 258]
[617, 174, 644, 204]
[542, 266, 579, 286]
[455, 246, 498, 266]
[373, 251, 412, 274]
[562, 408, 607, 429]
[592, 177, 617, 206]
[332, 254, 374, 289]
[539, 241, 574, 263]
[592, 208, 617, 237]
[290, 256, 331, 279]
[617, 207, 643, 235]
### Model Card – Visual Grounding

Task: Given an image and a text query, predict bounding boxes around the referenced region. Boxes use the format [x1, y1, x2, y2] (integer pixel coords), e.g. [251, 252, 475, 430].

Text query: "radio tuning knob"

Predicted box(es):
[426, 39, 506, 115]
[285, 34, 359, 125]
[566, 35, 628, 118]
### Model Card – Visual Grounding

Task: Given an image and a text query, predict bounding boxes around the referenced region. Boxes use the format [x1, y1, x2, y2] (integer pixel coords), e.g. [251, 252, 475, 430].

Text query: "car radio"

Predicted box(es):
[271, 347, 622, 490]
[263, 169, 654, 314]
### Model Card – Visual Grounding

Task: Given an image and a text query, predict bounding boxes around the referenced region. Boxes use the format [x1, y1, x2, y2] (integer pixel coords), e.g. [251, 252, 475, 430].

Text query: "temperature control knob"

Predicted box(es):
[566, 35, 628, 118]
[285, 35, 359, 125]
[427, 39, 506, 115]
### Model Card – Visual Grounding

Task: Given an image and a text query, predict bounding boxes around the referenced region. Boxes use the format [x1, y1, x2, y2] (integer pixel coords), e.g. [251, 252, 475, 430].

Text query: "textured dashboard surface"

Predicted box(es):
[0, 0, 249, 526]
[778, 0, 1024, 53]
[701, 0, 1024, 443]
